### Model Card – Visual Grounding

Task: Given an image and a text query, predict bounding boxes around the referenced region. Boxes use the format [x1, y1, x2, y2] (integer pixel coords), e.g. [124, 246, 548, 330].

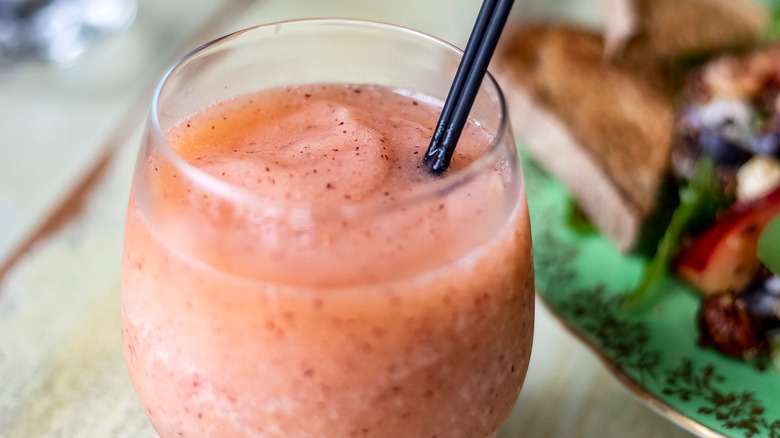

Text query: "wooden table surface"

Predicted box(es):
[0, 1, 698, 437]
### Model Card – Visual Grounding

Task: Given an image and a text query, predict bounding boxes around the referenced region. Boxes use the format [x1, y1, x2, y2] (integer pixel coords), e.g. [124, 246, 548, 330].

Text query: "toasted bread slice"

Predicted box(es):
[495, 26, 675, 250]
[602, 0, 767, 60]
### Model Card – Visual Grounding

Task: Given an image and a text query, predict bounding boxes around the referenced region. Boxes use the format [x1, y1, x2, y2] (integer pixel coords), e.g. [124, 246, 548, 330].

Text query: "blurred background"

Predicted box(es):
[0, 1, 700, 437]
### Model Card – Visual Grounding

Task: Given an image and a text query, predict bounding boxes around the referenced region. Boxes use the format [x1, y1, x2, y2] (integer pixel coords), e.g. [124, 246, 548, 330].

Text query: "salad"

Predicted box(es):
[626, 46, 780, 365]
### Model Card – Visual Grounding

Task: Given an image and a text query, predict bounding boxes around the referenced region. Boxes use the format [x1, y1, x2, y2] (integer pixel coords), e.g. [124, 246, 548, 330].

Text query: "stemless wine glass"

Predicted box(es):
[121, 19, 534, 438]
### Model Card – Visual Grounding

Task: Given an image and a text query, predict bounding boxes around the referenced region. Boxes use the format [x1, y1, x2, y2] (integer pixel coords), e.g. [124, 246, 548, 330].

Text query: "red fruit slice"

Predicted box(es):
[676, 185, 780, 294]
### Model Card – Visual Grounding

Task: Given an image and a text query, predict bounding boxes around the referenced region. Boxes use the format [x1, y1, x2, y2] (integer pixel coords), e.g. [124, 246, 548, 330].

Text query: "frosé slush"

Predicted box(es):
[121, 20, 533, 438]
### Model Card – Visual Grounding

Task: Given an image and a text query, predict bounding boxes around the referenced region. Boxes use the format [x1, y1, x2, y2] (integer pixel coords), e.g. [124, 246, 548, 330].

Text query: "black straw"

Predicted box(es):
[422, 0, 515, 175]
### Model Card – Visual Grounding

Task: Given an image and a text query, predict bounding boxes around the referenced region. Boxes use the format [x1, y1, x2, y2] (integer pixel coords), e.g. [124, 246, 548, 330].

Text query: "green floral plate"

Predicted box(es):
[522, 153, 780, 438]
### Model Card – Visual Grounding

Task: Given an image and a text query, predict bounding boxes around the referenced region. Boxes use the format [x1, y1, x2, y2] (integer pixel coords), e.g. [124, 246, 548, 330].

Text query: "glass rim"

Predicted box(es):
[147, 18, 514, 216]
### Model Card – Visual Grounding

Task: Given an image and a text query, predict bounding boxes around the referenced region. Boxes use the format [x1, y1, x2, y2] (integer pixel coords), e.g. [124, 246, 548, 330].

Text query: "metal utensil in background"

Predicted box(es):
[0, 0, 137, 65]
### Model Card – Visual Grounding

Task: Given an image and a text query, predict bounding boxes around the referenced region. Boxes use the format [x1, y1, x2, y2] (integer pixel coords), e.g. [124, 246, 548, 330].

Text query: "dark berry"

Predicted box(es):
[697, 128, 752, 167]
[740, 265, 780, 332]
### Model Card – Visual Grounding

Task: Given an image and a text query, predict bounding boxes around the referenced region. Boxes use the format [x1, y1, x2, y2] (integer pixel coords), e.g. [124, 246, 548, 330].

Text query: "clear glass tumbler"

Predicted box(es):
[121, 19, 534, 438]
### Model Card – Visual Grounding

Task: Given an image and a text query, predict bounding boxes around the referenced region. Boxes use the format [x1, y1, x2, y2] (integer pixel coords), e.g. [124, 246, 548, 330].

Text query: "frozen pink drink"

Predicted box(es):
[121, 20, 533, 438]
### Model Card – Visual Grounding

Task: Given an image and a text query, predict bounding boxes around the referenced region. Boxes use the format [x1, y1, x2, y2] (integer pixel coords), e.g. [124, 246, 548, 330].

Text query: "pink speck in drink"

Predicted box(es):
[121, 20, 534, 438]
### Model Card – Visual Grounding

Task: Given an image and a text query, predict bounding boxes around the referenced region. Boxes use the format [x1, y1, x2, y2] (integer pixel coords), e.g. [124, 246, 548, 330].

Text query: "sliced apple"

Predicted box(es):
[676, 185, 780, 294]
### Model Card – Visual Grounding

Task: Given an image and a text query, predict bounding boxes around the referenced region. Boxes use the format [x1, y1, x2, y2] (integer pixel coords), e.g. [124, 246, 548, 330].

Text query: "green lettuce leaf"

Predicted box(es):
[624, 158, 731, 309]
[758, 214, 780, 275]
[760, 0, 780, 39]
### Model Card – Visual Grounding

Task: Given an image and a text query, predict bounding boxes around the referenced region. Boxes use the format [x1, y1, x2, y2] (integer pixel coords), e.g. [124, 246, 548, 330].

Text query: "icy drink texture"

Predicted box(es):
[121, 83, 534, 438]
